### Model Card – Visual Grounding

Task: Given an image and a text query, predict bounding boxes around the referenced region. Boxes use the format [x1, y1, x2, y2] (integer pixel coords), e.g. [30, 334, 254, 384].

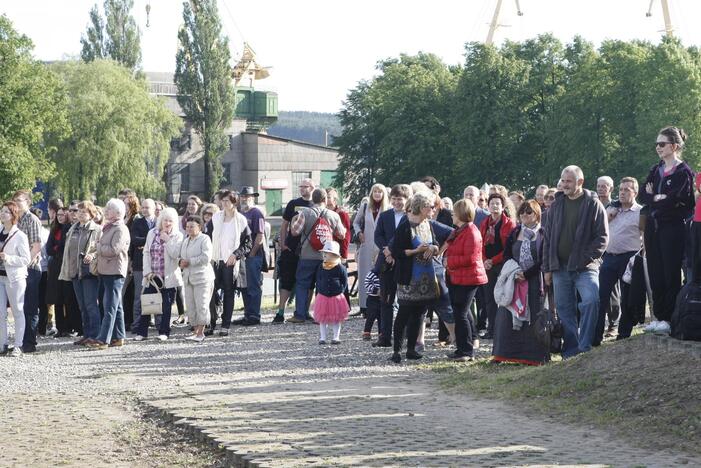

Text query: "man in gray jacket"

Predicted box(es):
[543, 165, 609, 358]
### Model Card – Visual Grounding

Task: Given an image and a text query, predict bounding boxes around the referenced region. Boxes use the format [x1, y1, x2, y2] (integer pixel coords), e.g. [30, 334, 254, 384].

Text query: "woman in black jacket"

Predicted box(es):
[639, 126, 695, 335]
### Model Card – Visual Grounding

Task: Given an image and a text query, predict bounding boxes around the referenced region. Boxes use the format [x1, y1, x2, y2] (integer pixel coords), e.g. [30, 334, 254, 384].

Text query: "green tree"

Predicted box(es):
[80, 0, 142, 72]
[0, 15, 68, 199]
[174, 0, 235, 198]
[50, 60, 180, 202]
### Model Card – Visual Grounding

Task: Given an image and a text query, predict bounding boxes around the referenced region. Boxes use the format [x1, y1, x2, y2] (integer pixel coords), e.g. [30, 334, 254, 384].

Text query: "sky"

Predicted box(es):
[3, 0, 701, 113]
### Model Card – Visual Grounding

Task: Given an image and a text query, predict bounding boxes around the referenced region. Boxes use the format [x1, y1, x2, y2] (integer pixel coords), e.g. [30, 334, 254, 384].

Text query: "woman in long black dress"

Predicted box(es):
[492, 199, 550, 365]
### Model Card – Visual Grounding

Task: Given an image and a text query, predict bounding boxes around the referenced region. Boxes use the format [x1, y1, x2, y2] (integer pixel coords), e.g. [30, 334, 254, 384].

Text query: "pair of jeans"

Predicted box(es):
[38, 271, 49, 334]
[73, 277, 100, 339]
[432, 264, 455, 324]
[215, 261, 236, 329]
[552, 268, 600, 358]
[294, 259, 321, 319]
[242, 252, 264, 321]
[595, 252, 635, 346]
[645, 219, 686, 322]
[393, 303, 426, 353]
[97, 275, 126, 344]
[21, 269, 42, 349]
[449, 284, 478, 357]
[0, 277, 26, 348]
[135, 287, 176, 337]
[131, 270, 144, 330]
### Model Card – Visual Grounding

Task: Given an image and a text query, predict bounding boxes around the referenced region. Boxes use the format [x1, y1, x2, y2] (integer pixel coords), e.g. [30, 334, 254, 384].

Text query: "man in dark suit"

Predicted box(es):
[130, 199, 157, 332]
[372, 184, 412, 347]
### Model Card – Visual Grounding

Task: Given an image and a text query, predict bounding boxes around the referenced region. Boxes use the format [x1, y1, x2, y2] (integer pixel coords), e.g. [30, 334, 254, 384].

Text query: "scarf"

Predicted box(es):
[518, 223, 540, 272]
[323, 256, 341, 270]
[484, 214, 501, 246]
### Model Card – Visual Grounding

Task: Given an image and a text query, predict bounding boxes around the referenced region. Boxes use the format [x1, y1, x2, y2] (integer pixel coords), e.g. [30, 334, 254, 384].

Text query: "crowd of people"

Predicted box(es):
[0, 126, 697, 365]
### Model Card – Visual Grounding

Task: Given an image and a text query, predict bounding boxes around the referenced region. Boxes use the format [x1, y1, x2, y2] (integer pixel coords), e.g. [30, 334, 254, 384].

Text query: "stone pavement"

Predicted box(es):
[1, 309, 692, 467]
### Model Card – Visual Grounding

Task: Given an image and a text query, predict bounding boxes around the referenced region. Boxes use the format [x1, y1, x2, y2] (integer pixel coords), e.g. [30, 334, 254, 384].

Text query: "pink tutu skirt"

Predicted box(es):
[313, 293, 349, 324]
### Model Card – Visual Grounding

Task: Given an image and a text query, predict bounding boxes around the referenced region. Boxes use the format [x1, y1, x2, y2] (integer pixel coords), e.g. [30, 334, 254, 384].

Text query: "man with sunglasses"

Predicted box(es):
[542, 166, 608, 358]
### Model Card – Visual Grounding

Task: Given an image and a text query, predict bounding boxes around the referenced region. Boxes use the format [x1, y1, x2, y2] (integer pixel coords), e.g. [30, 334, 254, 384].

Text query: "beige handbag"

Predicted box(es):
[141, 279, 163, 315]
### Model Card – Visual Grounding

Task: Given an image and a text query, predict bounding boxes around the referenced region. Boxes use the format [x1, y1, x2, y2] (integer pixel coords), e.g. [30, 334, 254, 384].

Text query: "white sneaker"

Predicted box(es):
[157, 335, 168, 341]
[47, 327, 58, 336]
[185, 334, 204, 342]
[133, 335, 146, 341]
[654, 321, 671, 335]
[644, 320, 659, 333]
[10, 347, 22, 357]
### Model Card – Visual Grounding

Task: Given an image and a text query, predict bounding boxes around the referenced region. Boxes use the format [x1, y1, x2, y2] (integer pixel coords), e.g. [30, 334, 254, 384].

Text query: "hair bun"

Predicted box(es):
[678, 127, 688, 142]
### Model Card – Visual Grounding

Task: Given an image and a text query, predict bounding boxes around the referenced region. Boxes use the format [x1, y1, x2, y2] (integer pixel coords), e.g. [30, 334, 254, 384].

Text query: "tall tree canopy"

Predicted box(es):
[336, 36, 701, 203]
[174, 0, 235, 198]
[80, 0, 142, 72]
[0, 15, 68, 199]
[50, 60, 180, 202]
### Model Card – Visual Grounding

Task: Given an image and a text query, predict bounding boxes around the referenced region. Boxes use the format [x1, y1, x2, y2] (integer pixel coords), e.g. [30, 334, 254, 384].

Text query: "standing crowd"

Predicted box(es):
[0, 126, 697, 365]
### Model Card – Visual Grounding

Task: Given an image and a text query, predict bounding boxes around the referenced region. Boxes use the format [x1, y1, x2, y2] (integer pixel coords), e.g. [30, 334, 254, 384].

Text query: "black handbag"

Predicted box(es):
[534, 288, 563, 354]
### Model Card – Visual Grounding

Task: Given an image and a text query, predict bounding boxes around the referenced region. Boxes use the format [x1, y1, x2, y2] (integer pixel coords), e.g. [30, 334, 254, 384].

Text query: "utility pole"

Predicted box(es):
[485, 0, 524, 46]
[646, 0, 674, 37]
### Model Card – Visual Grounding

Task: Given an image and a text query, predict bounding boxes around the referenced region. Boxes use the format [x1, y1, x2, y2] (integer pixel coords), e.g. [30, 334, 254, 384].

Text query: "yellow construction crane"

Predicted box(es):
[646, 0, 674, 37]
[486, 0, 524, 45]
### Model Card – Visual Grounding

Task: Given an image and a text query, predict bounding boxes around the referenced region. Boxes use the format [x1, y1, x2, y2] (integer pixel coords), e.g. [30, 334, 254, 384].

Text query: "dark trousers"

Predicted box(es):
[136, 287, 176, 337]
[379, 299, 396, 344]
[123, 275, 134, 330]
[485, 265, 502, 335]
[616, 282, 636, 339]
[215, 261, 236, 329]
[364, 295, 381, 333]
[55, 280, 81, 334]
[475, 286, 487, 330]
[450, 284, 478, 357]
[393, 303, 426, 353]
[22, 268, 41, 349]
[175, 286, 185, 316]
[645, 220, 686, 322]
[38, 271, 49, 334]
[594, 251, 636, 346]
[209, 288, 222, 329]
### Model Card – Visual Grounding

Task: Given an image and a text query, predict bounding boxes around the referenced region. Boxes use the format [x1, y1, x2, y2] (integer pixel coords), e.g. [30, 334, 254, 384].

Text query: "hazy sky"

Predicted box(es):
[4, 0, 701, 113]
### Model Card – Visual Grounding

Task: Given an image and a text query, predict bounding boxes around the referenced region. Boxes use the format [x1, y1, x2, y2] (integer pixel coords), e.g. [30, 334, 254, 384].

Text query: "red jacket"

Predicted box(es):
[335, 208, 351, 259]
[479, 213, 516, 267]
[446, 223, 488, 286]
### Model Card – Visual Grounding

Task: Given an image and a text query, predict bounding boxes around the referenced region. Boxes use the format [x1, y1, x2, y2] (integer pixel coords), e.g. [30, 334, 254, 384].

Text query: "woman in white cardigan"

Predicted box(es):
[0, 201, 31, 357]
[134, 207, 183, 341]
[352, 184, 389, 313]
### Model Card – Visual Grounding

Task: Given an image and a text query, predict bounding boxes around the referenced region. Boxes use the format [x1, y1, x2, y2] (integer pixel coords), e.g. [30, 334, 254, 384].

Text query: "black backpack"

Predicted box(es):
[671, 281, 701, 341]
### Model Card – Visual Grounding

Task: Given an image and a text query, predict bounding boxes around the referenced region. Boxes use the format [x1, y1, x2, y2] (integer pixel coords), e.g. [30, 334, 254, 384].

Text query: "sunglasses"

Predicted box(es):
[655, 142, 673, 148]
[521, 209, 535, 215]
[69, 208, 78, 212]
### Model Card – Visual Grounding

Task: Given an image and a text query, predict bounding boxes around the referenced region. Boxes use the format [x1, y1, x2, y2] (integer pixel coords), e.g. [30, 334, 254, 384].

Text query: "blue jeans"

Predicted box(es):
[294, 259, 321, 319]
[135, 287, 176, 337]
[22, 268, 41, 349]
[431, 264, 454, 324]
[73, 277, 101, 339]
[595, 252, 635, 346]
[97, 275, 126, 344]
[243, 253, 264, 321]
[552, 268, 600, 358]
[131, 270, 144, 330]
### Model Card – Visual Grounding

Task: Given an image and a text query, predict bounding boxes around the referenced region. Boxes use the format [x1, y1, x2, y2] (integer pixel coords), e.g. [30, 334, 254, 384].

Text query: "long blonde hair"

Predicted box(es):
[367, 183, 390, 213]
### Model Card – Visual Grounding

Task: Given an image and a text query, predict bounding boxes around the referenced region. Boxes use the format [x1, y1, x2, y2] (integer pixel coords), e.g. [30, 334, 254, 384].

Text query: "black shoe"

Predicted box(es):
[218, 330, 229, 337]
[446, 352, 473, 362]
[204, 329, 214, 336]
[372, 340, 392, 348]
[349, 309, 364, 317]
[271, 314, 284, 324]
[331, 340, 341, 345]
[232, 318, 246, 325]
[305, 315, 317, 324]
[241, 318, 260, 326]
[389, 352, 402, 363]
[479, 332, 494, 340]
[21, 346, 37, 353]
[406, 350, 423, 360]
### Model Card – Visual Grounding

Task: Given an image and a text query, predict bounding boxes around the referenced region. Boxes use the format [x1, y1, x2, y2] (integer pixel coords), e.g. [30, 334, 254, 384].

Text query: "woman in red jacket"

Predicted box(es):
[480, 193, 517, 340]
[444, 199, 488, 361]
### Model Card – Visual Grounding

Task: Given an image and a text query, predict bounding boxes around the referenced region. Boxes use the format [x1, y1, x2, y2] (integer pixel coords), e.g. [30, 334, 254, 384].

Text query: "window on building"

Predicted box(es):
[179, 164, 190, 192]
[292, 171, 312, 189]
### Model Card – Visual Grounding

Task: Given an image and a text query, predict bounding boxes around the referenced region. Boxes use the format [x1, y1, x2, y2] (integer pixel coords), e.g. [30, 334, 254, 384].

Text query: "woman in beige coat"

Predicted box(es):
[179, 215, 214, 342]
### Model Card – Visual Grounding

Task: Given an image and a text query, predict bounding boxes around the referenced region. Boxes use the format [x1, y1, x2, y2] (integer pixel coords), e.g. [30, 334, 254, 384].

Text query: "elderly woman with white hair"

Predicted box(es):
[133, 207, 183, 341]
[88, 198, 131, 350]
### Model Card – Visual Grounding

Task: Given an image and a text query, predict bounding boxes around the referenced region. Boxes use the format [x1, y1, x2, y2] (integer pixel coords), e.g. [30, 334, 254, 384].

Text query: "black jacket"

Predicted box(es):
[638, 160, 695, 224]
[315, 263, 348, 297]
[389, 218, 439, 286]
[130, 216, 155, 271]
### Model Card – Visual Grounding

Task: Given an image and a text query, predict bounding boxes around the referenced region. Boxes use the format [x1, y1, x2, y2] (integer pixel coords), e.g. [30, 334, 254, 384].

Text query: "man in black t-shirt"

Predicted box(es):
[272, 178, 314, 323]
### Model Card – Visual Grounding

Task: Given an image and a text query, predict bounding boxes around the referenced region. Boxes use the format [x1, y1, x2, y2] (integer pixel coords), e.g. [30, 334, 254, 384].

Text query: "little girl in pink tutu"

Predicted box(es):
[314, 241, 349, 344]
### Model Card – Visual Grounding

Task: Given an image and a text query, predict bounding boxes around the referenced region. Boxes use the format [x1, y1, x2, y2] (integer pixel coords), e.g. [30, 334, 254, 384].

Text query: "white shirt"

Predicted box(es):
[211, 211, 248, 262]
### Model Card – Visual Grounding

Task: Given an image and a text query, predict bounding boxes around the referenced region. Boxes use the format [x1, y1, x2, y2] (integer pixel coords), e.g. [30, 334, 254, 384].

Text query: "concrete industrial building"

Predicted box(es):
[147, 72, 339, 215]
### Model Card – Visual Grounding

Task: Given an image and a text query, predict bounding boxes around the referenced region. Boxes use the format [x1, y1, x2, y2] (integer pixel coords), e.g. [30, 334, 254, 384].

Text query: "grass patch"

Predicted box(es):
[431, 335, 701, 457]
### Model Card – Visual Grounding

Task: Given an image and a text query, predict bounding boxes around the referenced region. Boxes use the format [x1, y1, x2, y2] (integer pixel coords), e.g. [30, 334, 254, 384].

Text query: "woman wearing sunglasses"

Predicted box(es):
[639, 126, 695, 335]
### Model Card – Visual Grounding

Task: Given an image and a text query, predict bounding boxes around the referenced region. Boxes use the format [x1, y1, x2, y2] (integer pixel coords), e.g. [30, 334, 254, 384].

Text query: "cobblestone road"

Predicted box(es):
[0, 309, 691, 467]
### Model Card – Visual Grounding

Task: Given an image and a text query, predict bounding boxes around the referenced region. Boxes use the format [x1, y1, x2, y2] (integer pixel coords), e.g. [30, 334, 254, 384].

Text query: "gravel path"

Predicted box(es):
[0, 309, 690, 467]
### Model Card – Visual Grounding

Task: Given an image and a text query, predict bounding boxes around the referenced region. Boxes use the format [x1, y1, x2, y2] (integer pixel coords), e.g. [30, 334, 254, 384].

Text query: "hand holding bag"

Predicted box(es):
[141, 278, 164, 315]
[534, 286, 563, 354]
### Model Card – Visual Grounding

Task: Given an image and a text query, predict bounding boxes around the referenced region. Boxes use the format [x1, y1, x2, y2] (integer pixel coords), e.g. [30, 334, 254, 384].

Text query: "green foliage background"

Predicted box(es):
[336, 35, 701, 205]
